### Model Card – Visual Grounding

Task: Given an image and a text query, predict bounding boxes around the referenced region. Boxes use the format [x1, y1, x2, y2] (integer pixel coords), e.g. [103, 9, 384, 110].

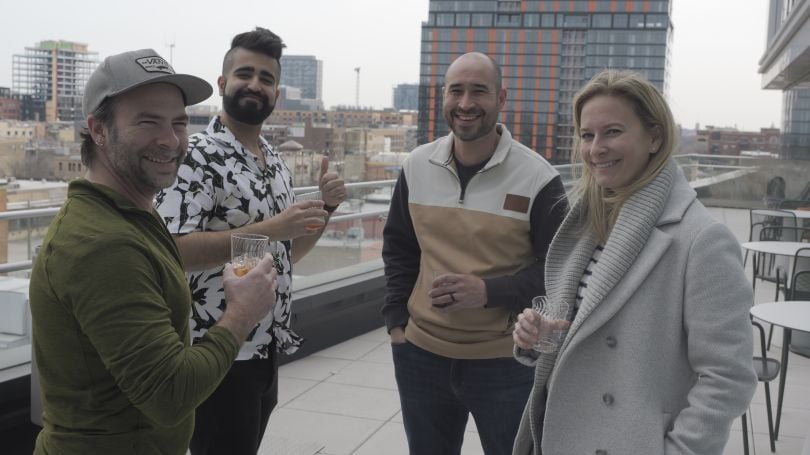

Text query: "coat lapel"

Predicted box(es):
[563, 228, 672, 353]
[554, 161, 676, 359]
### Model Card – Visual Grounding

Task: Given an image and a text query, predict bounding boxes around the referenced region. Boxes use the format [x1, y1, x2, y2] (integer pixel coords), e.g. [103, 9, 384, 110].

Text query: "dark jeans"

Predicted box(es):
[392, 341, 534, 455]
[189, 354, 279, 455]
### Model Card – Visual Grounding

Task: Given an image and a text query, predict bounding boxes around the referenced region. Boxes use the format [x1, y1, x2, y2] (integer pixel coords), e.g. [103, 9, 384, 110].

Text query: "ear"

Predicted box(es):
[217, 75, 226, 97]
[649, 125, 663, 154]
[87, 115, 107, 146]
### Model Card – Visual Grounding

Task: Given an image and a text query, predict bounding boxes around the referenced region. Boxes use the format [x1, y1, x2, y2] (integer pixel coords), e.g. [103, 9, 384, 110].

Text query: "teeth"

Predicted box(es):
[145, 156, 174, 164]
[593, 160, 618, 169]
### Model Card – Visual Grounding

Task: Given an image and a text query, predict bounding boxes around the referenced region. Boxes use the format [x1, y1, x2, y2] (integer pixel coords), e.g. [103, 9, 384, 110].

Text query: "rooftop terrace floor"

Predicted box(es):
[260, 207, 810, 454]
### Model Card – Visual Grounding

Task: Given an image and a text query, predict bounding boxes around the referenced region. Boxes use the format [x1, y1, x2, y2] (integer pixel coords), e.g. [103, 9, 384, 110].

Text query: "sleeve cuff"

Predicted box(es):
[514, 345, 540, 367]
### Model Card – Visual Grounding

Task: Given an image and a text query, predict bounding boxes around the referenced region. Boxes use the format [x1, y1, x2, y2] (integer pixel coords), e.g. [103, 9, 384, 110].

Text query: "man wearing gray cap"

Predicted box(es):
[28, 49, 278, 454]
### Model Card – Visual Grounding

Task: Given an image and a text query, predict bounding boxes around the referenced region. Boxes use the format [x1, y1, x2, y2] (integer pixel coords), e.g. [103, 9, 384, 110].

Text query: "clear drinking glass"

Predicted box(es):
[231, 233, 269, 277]
[297, 190, 326, 230]
[531, 295, 570, 353]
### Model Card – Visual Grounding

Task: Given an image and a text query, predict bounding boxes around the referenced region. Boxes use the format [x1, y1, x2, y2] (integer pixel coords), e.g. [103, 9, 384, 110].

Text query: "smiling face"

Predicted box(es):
[219, 48, 280, 125]
[103, 83, 189, 196]
[579, 95, 661, 192]
[441, 53, 505, 143]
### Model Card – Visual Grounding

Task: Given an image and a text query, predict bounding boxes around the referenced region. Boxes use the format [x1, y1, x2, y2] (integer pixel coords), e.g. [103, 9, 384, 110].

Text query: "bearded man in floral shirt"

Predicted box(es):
[156, 27, 346, 455]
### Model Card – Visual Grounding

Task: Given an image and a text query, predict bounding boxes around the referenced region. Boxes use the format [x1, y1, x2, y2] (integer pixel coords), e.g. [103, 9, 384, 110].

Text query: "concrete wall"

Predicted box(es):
[698, 159, 810, 208]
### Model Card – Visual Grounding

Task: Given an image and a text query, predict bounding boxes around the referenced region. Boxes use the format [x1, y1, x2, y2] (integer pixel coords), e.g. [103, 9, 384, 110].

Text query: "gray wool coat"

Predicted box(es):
[513, 160, 757, 455]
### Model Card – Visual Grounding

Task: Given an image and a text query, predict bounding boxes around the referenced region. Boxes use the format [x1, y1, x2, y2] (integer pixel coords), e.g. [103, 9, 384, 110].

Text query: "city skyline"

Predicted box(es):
[0, 0, 782, 131]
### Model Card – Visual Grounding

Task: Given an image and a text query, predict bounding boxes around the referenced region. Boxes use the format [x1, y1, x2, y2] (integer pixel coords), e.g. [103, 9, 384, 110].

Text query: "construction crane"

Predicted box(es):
[354, 67, 361, 108]
[165, 35, 176, 65]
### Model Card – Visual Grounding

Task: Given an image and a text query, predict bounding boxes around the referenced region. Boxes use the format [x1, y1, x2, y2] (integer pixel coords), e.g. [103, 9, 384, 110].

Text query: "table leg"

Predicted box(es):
[775, 328, 791, 440]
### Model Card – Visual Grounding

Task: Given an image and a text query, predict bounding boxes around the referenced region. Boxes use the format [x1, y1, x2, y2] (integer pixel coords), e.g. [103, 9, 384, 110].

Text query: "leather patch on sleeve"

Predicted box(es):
[503, 194, 530, 213]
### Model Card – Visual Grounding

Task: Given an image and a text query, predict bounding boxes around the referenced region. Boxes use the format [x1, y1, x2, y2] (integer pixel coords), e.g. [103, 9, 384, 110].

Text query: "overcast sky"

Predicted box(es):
[0, 0, 782, 131]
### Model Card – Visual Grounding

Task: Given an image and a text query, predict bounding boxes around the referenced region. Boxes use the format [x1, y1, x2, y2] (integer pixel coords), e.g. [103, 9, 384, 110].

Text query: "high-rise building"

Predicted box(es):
[0, 88, 20, 121]
[11, 40, 98, 122]
[418, 0, 673, 163]
[280, 55, 323, 102]
[760, 0, 810, 160]
[393, 83, 419, 110]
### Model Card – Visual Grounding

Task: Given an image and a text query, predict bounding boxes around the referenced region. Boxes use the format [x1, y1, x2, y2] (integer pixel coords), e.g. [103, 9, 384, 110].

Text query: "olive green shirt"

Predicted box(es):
[29, 179, 240, 454]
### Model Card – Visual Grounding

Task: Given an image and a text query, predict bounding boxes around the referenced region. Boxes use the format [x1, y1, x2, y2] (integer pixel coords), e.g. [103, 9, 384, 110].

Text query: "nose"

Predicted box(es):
[156, 124, 181, 151]
[457, 91, 475, 110]
[246, 75, 262, 92]
[590, 134, 607, 153]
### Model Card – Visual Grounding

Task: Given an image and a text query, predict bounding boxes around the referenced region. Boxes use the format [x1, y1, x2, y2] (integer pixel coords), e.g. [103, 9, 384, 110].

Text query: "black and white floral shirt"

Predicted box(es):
[156, 116, 302, 359]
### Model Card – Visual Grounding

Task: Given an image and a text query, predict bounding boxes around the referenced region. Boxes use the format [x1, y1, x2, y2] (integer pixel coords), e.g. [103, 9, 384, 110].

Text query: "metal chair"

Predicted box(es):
[742, 319, 780, 454]
[751, 226, 809, 302]
[746, 209, 798, 268]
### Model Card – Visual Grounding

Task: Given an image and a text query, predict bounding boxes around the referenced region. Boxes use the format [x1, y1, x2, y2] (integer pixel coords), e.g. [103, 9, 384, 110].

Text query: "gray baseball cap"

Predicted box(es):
[83, 48, 212, 117]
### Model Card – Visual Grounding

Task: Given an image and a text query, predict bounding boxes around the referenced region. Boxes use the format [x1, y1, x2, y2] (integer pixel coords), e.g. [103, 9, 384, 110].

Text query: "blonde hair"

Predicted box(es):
[570, 70, 677, 243]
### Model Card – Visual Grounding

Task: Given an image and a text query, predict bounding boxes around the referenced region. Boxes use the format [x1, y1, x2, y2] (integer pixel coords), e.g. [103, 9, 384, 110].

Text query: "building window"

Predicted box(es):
[472, 13, 492, 27]
[457, 13, 471, 27]
[646, 14, 668, 28]
[629, 14, 646, 28]
[524, 13, 540, 27]
[650, 1, 669, 13]
[437, 13, 455, 26]
[563, 14, 589, 28]
[496, 13, 521, 27]
[593, 14, 611, 28]
[614, 14, 628, 28]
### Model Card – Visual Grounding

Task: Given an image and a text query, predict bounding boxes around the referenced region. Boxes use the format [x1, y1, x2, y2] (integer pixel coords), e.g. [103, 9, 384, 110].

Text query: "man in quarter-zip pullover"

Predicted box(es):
[382, 52, 567, 455]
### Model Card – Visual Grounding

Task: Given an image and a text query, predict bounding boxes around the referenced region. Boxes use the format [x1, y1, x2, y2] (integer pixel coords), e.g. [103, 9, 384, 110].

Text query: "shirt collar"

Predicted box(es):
[68, 178, 153, 214]
[205, 115, 273, 155]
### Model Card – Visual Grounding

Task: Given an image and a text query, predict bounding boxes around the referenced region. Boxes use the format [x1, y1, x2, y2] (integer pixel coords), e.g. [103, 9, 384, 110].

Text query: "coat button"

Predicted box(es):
[602, 393, 614, 406]
[595, 451, 608, 455]
[605, 336, 617, 348]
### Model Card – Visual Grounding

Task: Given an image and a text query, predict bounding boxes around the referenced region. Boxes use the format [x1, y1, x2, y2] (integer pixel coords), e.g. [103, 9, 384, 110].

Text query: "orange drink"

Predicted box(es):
[231, 234, 269, 277]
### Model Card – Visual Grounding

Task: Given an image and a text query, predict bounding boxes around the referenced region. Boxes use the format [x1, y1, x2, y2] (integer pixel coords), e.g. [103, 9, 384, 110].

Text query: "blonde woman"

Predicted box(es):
[512, 70, 756, 454]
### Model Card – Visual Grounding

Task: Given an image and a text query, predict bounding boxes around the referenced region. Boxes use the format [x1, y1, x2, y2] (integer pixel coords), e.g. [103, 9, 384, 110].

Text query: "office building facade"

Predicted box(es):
[280, 55, 323, 102]
[11, 40, 98, 122]
[393, 83, 419, 110]
[418, 0, 672, 163]
[760, 0, 810, 160]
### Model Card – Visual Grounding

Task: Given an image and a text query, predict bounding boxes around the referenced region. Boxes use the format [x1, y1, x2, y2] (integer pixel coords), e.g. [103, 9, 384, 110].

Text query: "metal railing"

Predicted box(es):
[0, 180, 399, 274]
[0, 154, 762, 274]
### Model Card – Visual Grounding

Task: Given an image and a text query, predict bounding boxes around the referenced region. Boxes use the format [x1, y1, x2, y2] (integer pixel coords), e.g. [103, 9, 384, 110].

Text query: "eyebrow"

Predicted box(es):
[233, 65, 276, 79]
[135, 112, 189, 123]
[446, 82, 491, 91]
[580, 122, 625, 130]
